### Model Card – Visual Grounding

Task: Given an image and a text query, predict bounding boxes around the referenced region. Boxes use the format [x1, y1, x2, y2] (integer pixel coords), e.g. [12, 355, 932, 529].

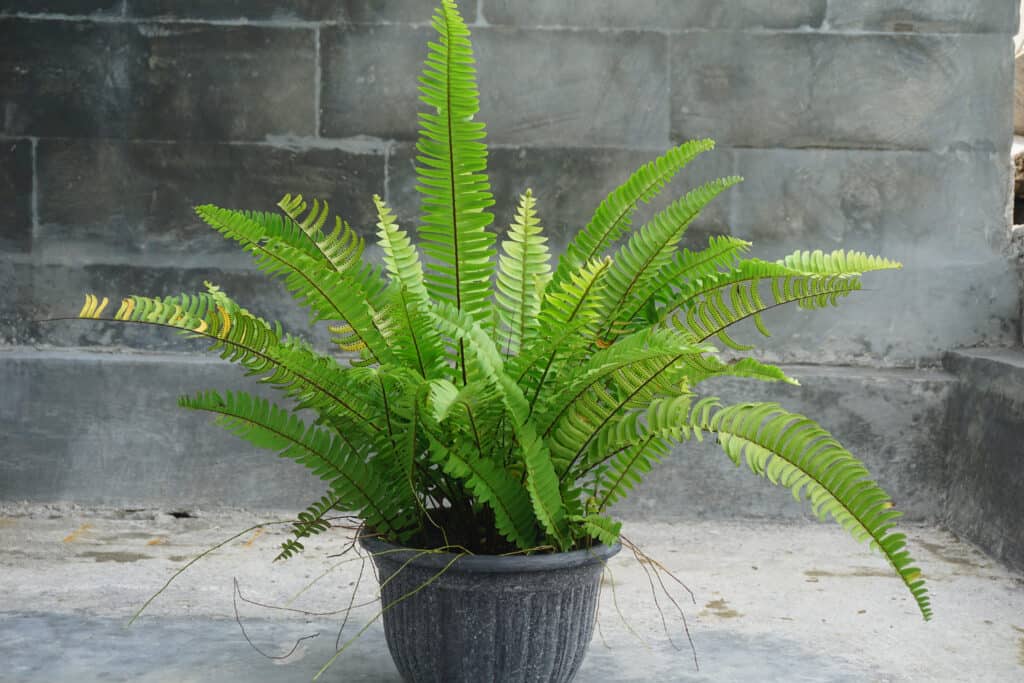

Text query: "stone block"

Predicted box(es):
[0, 139, 32, 254]
[387, 143, 735, 255]
[827, 1, 1018, 34]
[126, 1, 330, 21]
[0, 350, 322, 508]
[476, 27, 669, 148]
[35, 139, 385, 264]
[320, 24, 432, 140]
[483, 0, 826, 31]
[675, 146, 1020, 364]
[0, 19, 315, 140]
[615, 365, 955, 523]
[0, 1, 121, 14]
[943, 349, 1024, 571]
[671, 32, 1010, 151]
[730, 147, 1009, 257]
[322, 25, 670, 148]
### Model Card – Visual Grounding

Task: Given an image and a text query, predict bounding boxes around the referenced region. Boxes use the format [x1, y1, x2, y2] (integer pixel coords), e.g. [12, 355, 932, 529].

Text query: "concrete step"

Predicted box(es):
[0, 349, 955, 521]
[1, 505, 1021, 682]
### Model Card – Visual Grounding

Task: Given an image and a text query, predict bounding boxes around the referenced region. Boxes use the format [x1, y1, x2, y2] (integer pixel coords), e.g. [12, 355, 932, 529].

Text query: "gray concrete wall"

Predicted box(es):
[0, 1, 1021, 535]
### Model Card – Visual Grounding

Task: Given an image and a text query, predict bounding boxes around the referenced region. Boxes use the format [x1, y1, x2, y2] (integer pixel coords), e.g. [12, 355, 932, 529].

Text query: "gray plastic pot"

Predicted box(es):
[360, 534, 620, 683]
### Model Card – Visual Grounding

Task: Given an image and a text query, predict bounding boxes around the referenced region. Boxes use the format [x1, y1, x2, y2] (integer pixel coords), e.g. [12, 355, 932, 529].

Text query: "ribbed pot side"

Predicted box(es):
[359, 535, 620, 683]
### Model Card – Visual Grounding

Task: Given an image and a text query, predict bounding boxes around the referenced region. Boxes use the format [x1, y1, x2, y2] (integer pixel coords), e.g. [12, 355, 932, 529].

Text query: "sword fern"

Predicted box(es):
[67, 0, 929, 621]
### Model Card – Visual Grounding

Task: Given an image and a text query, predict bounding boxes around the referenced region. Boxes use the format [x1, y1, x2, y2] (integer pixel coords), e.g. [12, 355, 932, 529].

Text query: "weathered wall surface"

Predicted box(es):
[0, 0, 1018, 361]
[0, 2, 1020, 524]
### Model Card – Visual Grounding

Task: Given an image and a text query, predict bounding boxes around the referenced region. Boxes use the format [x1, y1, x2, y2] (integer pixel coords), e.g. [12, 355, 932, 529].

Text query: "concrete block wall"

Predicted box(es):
[1, 1, 1021, 535]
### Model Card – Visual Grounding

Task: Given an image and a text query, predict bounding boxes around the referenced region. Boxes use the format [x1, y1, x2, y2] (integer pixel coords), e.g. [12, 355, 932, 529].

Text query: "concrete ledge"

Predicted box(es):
[0, 349, 955, 523]
[942, 348, 1024, 571]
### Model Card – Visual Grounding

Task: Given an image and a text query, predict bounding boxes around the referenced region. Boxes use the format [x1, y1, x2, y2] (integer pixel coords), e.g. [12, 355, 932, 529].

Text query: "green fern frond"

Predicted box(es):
[571, 513, 622, 547]
[540, 328, 716, 474]
[277, 193, 367, 276]
[593, 434, 671, 510]
[686, 401, 931, 619]
[597, 176, 742, 341]
[416, 0, 496, 328]
[618, 235, 751, 332]
[179, 390, 409, 539]
[778, 249, 902, 275]
[374, 196, 448, 378]
[550, 139, 715, 289]
[80, 291, 385, 437]
[512, 257, 611, 409]
[496, 189, 553, 356]
[276, 493, 342, 561]
[663, 260, 865, 348]
[195, 205, 391, 362]
[430, 438, 538, 549]
[430, 301, 572, 550]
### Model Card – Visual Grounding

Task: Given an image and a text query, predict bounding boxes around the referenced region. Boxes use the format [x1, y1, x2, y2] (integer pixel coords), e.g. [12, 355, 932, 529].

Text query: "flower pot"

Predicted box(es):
[359, 534, 620, 683]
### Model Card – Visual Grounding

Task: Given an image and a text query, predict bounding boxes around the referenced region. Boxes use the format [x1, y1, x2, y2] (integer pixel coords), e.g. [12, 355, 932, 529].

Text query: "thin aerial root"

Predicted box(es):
[233, 578, 319, 660]
[336, 549, 368, 649]
[621, 534, 699, 671]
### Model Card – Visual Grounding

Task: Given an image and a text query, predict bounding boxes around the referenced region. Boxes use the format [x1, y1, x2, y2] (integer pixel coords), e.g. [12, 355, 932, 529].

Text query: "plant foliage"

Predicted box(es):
[71, 0, 929, 620]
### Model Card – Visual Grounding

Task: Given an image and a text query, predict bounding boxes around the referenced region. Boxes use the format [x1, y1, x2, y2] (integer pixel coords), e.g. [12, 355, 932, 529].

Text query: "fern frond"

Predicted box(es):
[778, 249, 902, 275]
[597, 176, 742, 341]
[195, 205, 391, 362]
[512, 257, 611, 409]
[276, 493, 342, 561]
[550, 139, 715, 289]
[571, 513, 622, 547]
[539, 328, 716, 474]
[276, 194, 367, 276]
[416, 0, 496, 328]
[686, 400, 931, 620]
[429, 437, 538, 549]
[179, 391, 408, 539]
[430, 301, 571, 550]
[496, 189, 552, 356]
[374, 196, 447, 378]
[80, 291, 384, 436]
[662, 260, 865, 349]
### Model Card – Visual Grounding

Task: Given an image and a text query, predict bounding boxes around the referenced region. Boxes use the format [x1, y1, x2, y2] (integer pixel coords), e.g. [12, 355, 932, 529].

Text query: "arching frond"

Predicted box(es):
[179, 391, 409, 540]
[277, 193, 368, 276]
[78, 290, 384, 437]
[496, 189, 552, 356]
[550, 139, 715, 289]
[195, 205, 391, 362]
[682, 400, 931, 620]
[597, 176, 742, 341]
[539, 328, 716, 475]
[662, 259, 866, 349]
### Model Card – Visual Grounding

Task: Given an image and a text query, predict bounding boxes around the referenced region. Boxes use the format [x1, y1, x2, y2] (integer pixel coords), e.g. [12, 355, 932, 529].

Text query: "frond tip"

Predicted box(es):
[689, 401, 932, 620]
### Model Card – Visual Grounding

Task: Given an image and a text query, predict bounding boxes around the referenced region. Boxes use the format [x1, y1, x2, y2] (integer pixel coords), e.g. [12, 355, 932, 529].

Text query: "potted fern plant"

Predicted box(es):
[69, 0, 929, 680]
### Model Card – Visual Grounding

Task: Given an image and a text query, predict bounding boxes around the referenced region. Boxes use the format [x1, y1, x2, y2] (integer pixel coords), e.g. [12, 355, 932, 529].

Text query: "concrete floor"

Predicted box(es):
[2, 504, 1023, 682]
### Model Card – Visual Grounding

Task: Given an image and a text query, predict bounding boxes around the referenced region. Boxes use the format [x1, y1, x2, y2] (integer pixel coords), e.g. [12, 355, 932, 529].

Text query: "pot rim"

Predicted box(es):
[359, 534, 621, 574]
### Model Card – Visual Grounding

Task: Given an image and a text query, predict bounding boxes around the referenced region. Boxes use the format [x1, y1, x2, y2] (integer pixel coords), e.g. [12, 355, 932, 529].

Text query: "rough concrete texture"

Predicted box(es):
[0, 0, 1018, 363]
[0, 350, 953, 521]
[1, 505, 1023, 682]
[942, 349, 1024, 572]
